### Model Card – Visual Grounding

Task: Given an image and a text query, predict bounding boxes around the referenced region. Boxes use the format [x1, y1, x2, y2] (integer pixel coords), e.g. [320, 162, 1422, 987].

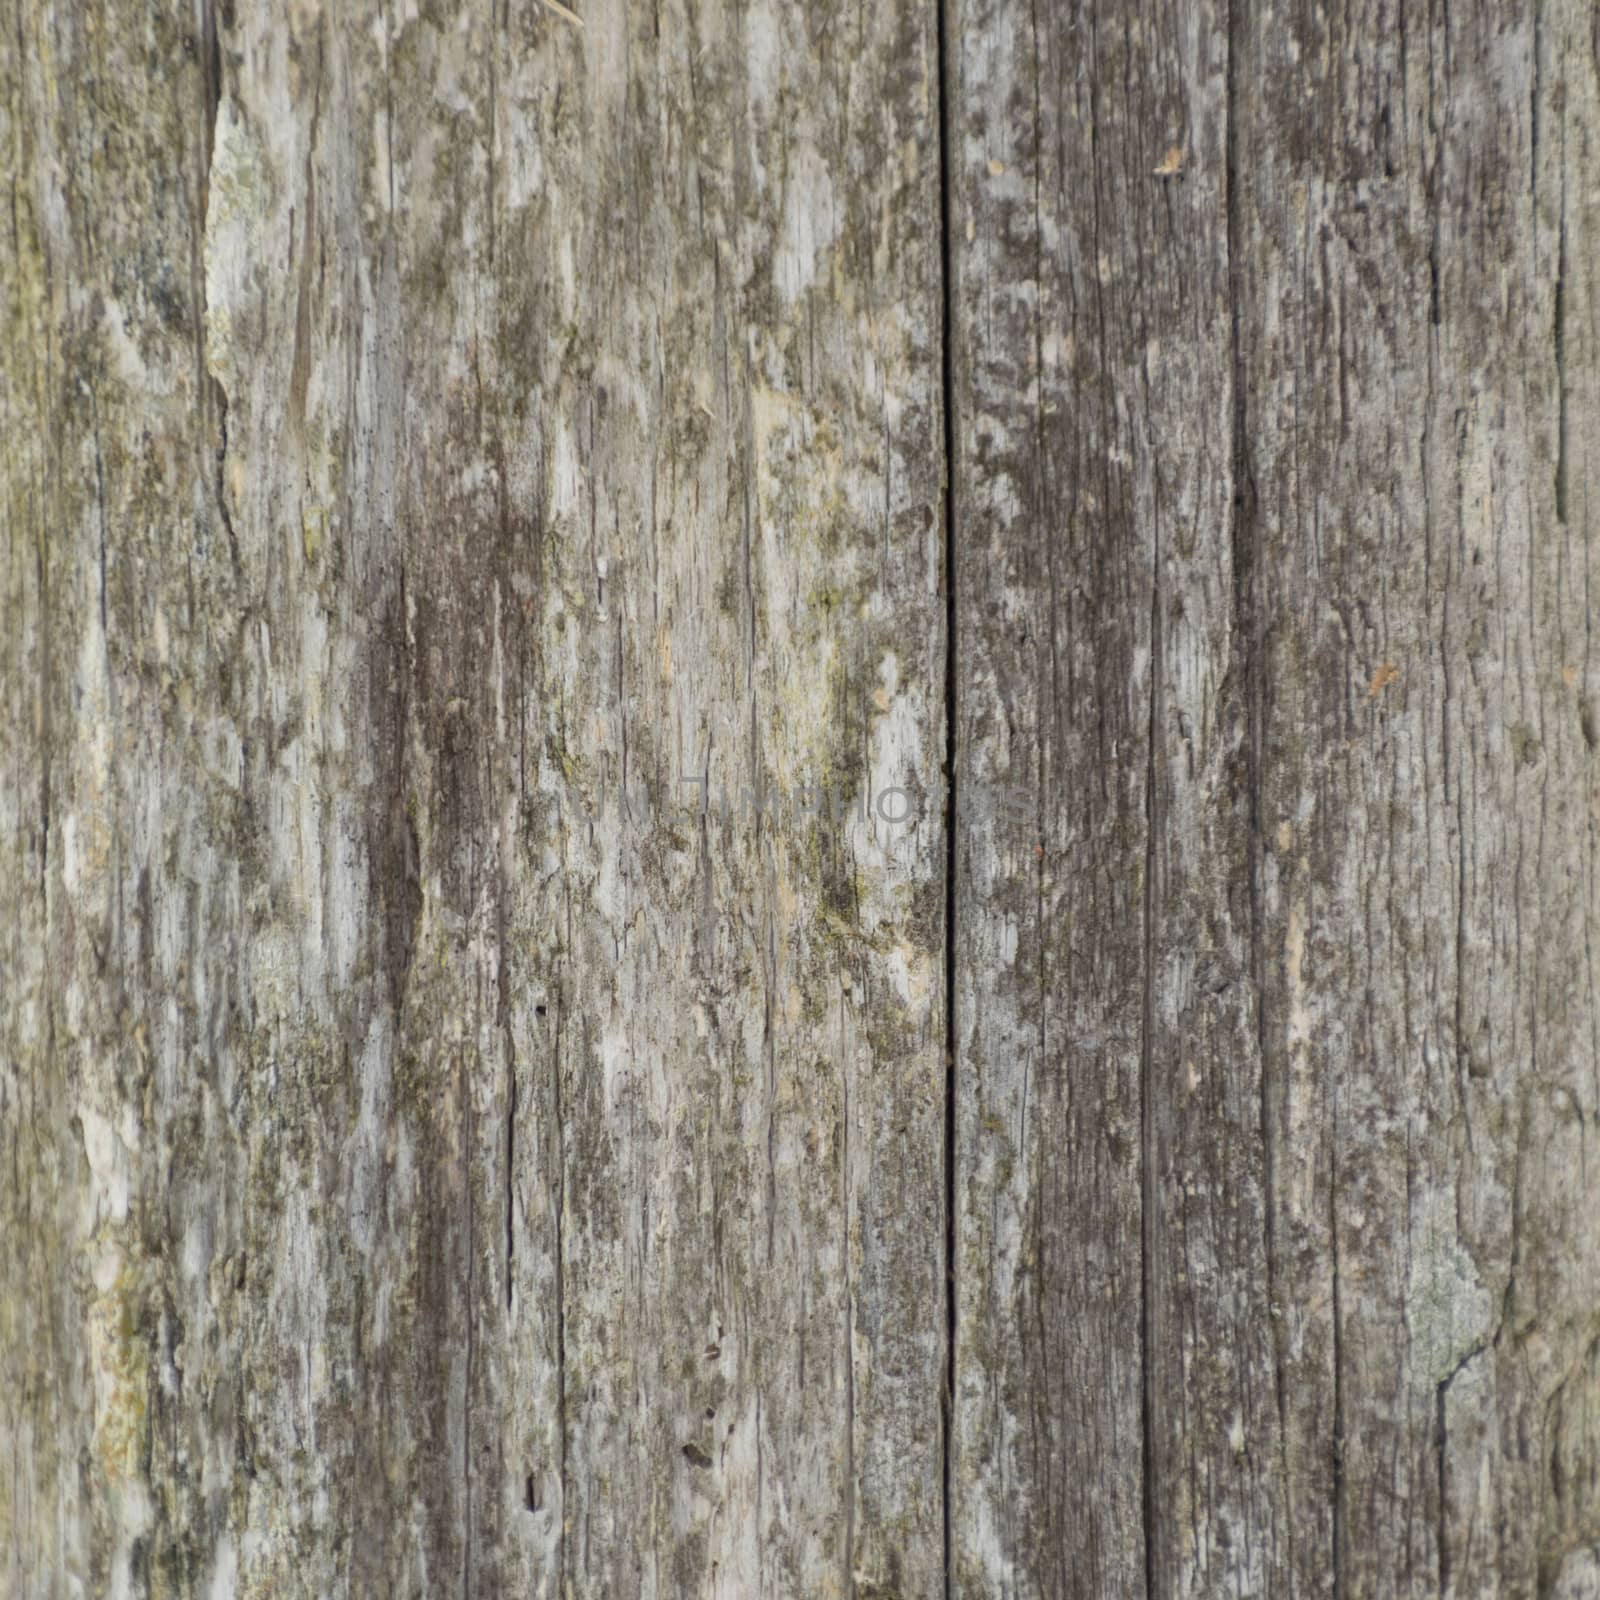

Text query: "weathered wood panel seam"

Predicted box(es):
[937, 0, 961, 1597]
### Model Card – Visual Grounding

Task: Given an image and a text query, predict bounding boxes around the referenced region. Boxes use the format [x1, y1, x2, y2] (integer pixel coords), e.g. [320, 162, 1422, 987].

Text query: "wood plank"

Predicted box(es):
[946, 1, 1283, 1592]
[1, 0, 947, 1593]
[6, 0, 1600, 1592]
[949, 0, 1600, 1594]
[1236, 1, 1600, 1592]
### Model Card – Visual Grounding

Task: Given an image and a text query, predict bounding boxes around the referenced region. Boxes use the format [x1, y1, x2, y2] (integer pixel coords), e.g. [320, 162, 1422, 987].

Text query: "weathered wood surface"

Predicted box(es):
[4, 0, 1599, 1597]
[948, 1, 1600, 1596]
[3, 0, 947, 1593]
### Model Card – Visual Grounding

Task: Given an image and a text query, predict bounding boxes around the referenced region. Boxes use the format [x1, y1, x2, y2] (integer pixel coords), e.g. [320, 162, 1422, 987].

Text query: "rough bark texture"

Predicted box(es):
[3, 0, 1598, 1597]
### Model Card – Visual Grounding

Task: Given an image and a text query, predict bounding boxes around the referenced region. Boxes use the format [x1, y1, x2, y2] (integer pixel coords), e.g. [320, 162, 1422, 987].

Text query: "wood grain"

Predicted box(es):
[3, 0, 946, 1594]
[4, 0, 1599, 1595]
[948, 1, 1600, 1595]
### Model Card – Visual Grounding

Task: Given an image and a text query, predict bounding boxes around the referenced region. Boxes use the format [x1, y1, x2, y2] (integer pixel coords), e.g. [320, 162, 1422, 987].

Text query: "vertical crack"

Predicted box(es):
[1330, 1108, 1346, 1599]
[1555, 145, 1569, 526]
[842, 1055, 857, 1599]
[36, 535, 50, 900]
[554, 990, 568, 1579]
[1224, 1, 1299, 1591]
[1435, 1375, 1451, 1594]
[1140, 497, 1163, 1600]
[934, 0, 959, 1591]
[463, 1056, 477, 1600]
[198, 0, 240, 575]
[504, 1052, 516, 1310]
[501, 907, 516, 1311]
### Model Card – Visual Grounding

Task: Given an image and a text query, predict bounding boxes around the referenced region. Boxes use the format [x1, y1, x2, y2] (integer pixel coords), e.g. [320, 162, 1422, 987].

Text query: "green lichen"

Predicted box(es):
[1409, 1217, 1492, 1387]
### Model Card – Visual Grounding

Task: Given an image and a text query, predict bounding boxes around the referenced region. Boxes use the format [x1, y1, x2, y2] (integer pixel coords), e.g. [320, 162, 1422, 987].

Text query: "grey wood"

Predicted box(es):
[5, 0, 1599, 1595]
[948, 1, 1600, 1595]
[945, 1, 1282, 1591]
[2, 1, 946, 1594]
